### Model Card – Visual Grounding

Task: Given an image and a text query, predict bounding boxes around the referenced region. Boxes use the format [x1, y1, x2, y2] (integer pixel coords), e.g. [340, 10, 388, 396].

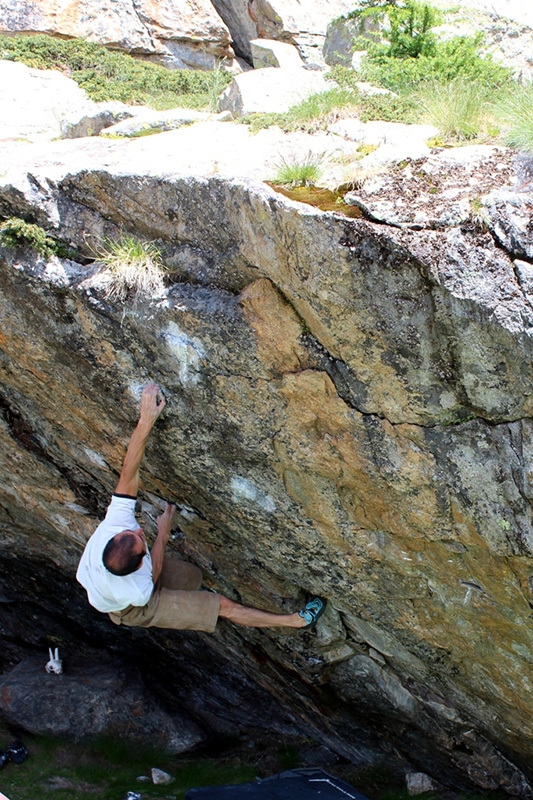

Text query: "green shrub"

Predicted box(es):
[0, 217, 72, 258]
[361, 35, 512, 94]
[497, 84, 533, 153]
[0, 34, 231, 109]
[330, 66, 419, 122]
[342, 0, 441, 58]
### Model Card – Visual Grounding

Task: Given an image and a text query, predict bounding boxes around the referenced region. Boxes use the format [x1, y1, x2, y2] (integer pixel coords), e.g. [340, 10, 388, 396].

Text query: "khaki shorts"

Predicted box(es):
[108, 557, 220, 633]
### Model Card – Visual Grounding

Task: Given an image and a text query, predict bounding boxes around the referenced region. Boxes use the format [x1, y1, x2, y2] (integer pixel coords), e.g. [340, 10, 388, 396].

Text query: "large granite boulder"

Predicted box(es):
[0, 0, 233, 70]
[2, 92, 533, 796]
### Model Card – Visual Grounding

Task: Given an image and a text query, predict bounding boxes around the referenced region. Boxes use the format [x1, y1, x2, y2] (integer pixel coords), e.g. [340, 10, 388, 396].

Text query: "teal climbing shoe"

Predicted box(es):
[298, 597, 327, 628]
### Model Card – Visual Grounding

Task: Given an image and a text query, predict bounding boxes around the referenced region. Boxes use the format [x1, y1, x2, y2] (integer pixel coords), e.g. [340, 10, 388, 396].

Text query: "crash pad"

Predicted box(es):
[186, 767, 370, 799]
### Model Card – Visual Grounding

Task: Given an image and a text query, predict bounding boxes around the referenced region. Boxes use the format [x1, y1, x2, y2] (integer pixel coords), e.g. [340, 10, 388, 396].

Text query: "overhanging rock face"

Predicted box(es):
[1, 159, 533, 795]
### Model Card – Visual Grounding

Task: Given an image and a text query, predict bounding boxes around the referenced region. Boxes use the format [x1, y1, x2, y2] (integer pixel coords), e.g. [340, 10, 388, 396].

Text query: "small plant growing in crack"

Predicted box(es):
[93, 234, 168, 304]
[0, 217, 74, 259]
[469, 196, 490, 230]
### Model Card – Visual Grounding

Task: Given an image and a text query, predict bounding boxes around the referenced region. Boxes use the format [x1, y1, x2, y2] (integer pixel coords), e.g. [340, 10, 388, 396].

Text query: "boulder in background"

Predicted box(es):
[217, 67, 333, 116]
[0, 656, 205, 754]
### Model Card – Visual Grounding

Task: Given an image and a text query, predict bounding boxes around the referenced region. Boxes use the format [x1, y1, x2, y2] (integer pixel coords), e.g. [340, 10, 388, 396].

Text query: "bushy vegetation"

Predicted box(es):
[0, 34, 231, 109]
[360, 33, 512, 94]
[0, 217, 73, 259]
[243, 0, 513, 142]
[348, 0, 442, 58]
[330, 66, 419, 122]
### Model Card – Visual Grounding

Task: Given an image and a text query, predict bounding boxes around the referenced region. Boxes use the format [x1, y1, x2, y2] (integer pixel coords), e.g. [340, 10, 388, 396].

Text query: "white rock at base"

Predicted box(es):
[406, 772, 438, 795]
[151, 767, 174, 785]
[217, 67, 333, 117]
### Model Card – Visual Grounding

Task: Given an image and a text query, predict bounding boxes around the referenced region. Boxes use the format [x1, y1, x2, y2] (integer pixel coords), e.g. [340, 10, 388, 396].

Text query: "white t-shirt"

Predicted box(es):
[76, 495, 153, 613]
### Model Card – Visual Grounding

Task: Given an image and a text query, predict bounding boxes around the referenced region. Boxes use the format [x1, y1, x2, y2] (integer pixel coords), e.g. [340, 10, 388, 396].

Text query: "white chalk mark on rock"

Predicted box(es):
[231, 475, 276, 512]
[162, 322, 205, 385]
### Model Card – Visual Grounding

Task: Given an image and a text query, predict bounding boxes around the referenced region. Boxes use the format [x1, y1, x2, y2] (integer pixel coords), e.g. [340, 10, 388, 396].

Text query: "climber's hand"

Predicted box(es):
[139, 383, 166, 428]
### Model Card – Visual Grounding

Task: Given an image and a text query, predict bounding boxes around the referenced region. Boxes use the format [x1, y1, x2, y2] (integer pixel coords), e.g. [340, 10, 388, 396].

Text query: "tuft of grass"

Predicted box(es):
[273, 152, 325, 187]
[416, 78, 495, 142]
[94, 234, 168, 303]
[0, 217, 74, 259]
[242, 87, 359, 133]
[497, 84, 533, 153]
[0, 33, 231, 110]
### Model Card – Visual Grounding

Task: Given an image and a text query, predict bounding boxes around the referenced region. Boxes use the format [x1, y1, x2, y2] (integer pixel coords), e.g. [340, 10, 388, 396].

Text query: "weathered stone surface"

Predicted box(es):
[217, 67, 333, 116]
[210, 0, 259, 62]
[432, 0, 533, 28]
[61, 101, 137, 140]
[100, 108, 230, 138]
[2, 116, 533, 794]
[323, 13, 381, 67]
[0, 0, 154, 52]
[250, 37, 303, 69]
[0, 0, 233, 69]
[485, 188, 533, 260]
[406, 772, 439, 795]
[212, 0, 356, 64]
[0, 60, 95, 142]
[343, 146, 516, 229]
[330, 120, 439, 170]
[0, 656, 204, 753]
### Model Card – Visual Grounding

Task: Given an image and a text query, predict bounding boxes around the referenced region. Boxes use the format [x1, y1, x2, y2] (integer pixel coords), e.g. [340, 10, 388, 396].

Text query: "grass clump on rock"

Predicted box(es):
[95, 235, 168, 303]
[273, 152, 325, 187]
[243, 86, 359, 133]
[0, 34, 231, 110]
[497, 84, 533, 153]
[417, 78, 496, 141]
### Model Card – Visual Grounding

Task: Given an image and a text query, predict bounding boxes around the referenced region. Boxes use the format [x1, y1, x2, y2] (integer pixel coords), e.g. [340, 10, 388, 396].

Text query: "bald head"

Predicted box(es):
[103, 529, 146, 576]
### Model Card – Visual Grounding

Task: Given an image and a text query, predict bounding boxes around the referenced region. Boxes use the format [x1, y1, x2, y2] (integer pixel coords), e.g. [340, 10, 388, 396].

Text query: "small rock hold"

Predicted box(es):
[151, 767, 174, 785]
[406, 772, 438, 795]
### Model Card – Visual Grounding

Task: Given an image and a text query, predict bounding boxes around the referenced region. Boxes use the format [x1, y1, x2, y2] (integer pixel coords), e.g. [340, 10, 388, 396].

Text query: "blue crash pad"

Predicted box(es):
[186, 767, 370, 800]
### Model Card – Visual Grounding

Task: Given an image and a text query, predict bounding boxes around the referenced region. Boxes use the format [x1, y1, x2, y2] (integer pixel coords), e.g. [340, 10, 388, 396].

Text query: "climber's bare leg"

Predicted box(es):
[218, 595, 307, 628]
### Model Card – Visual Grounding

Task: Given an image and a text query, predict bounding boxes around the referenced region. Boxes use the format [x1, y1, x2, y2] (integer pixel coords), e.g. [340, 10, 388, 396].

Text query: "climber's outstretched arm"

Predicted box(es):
[115, 384, 166, 497]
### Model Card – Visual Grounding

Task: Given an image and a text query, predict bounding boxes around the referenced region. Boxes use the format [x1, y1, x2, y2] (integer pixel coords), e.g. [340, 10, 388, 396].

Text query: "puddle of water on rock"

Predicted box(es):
[266, 183, 363, 218]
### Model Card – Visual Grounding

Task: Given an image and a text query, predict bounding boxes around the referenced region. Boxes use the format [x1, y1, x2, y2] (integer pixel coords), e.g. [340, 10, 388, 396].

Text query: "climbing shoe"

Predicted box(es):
[298, 596, 327, 628]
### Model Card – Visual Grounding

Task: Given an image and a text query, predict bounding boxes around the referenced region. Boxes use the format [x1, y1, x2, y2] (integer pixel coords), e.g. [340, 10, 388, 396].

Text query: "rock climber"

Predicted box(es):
[76, 383, 326, 633]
